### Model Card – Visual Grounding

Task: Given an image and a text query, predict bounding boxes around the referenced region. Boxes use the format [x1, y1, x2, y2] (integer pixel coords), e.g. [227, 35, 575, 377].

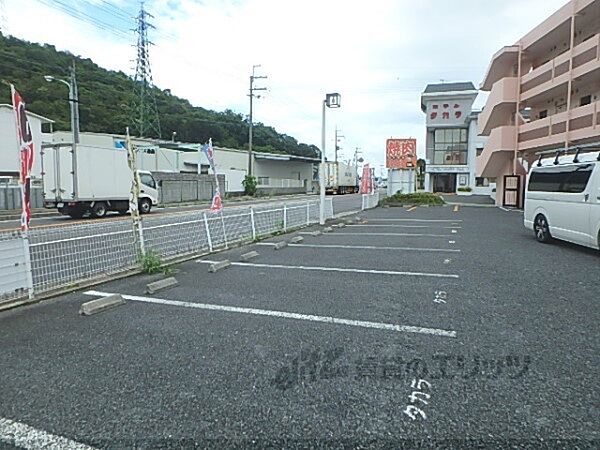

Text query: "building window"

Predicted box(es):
[433, 128, 468, 165]
[258, 177, 269, 186]
[476, 147, 483, 157]
[580, 95, 591, 107]
[476, 177, 489, 187]
[539, 109, 548, 119]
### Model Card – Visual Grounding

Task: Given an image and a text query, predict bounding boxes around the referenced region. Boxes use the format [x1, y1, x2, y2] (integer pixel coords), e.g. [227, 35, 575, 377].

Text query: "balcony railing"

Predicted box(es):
[478, 77, 519, 136]
[520, 32, 600, 101]
[517, 101, 599, 151]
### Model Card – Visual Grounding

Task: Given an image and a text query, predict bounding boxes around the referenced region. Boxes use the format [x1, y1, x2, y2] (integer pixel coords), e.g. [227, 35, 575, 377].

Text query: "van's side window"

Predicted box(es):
[528, 164, 593, 193]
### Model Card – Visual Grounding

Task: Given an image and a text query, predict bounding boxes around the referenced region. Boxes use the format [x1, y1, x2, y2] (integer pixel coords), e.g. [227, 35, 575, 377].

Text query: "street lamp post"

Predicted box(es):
[320, 93, 341, 225]
[45, 66, 80, 197]
[44, 71, 79, 144]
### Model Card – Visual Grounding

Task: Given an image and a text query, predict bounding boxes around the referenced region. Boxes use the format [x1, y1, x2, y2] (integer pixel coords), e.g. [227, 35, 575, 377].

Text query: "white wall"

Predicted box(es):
[0, 106, 45, 178]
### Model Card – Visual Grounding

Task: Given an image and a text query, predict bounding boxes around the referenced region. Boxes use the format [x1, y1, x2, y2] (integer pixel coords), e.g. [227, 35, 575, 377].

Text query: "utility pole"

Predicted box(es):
[354, 147, 362, 191]
[334, 126, 344, 164]
[248, 64, 267, 177]
[69, 62, 80, 144]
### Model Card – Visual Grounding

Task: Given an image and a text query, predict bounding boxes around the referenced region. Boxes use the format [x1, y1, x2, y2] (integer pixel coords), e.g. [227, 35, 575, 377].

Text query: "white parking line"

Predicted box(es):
[197, 260, 459, 279]
[299, 232, 454, 238]
[0, 417, 96, 450]
[365, 219, 462, 223]
[347, 224, 462, 229]
[256, 242, 461, 253]
[84, 290, 458, 338]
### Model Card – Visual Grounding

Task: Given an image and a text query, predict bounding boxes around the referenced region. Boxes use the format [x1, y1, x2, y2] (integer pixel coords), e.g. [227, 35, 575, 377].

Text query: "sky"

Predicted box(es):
[2, 0, 568, 174]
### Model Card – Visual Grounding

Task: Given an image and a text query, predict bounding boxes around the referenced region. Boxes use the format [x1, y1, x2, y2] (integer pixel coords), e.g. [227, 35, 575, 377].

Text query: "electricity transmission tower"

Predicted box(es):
[131, 1, 161, 138]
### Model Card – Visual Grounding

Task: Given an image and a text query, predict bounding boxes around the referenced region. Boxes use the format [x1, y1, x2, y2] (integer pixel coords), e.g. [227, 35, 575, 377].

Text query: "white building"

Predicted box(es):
[420, 83, 495, 196]
[0, 104, 53, 179]
[51, 131, 317, 194]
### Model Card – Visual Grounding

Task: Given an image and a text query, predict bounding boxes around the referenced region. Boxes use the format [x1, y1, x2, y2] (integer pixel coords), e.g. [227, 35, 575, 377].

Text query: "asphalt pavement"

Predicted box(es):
[0, 193, 363, 232]
[0, 204, 598, 448]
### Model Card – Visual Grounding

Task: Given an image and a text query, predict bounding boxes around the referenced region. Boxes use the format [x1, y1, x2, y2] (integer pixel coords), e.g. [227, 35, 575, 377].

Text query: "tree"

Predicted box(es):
[0, 32, 319, 158]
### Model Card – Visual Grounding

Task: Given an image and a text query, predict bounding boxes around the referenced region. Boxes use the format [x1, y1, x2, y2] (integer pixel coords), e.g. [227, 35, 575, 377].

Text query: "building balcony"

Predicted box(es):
[476, 125, 516, 177]
[521, 32, 600, 103]
[518, 100, 600, 152]
[481, 46, 519, 91]
[478, 78, 519, 136]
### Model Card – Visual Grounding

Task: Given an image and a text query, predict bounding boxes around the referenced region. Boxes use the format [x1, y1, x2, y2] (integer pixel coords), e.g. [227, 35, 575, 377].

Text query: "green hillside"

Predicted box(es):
[0, 33, 320, 158]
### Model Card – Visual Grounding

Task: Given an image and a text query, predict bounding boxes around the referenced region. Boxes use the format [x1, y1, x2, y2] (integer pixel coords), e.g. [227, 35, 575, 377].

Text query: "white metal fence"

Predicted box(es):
[361, 191, 380, 210]
[0, 198, 334, 304]
[257, 177, 304, 188]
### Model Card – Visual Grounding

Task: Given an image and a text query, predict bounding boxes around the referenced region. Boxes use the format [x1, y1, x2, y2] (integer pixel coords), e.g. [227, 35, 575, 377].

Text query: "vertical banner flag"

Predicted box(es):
[11, 85, 35, 231]
[202, 138, 222, 212]
[360, 164, 371, 194]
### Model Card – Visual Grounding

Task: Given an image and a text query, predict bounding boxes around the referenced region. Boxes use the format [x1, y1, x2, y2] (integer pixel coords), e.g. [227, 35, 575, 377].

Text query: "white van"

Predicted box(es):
[524, 150, 600, 250]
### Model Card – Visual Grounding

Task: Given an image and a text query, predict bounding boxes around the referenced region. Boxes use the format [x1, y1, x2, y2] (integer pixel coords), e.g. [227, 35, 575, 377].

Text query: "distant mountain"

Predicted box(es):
[0, 33, 320, 159]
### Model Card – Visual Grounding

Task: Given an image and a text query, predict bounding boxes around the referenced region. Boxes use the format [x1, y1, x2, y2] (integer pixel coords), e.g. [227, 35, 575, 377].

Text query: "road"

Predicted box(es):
[1, 204, 598, 448]
[0, 193, 363, 231]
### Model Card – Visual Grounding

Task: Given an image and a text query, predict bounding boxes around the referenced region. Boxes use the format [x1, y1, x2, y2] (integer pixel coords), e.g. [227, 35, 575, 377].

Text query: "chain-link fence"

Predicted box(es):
[0, 198, 334, 304]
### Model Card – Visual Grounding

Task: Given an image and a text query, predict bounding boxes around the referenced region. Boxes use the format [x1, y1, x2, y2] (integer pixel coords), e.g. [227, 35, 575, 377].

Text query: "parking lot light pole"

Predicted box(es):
[320, 93, 341, 225]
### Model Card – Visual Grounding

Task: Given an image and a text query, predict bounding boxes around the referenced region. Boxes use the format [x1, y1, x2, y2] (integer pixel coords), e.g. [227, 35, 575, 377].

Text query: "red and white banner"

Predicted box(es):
[211, 190, 222, 212]
[11, 85, 35, 231]
[360, 164, 372, 194]
[204, 138, 223, 213]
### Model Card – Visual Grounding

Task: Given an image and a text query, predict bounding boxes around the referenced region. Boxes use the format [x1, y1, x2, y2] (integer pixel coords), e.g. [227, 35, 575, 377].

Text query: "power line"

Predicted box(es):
[33, 0, 132, 42]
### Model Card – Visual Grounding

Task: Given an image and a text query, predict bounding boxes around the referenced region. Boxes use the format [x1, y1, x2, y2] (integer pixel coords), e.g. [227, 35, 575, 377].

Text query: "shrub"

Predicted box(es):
[242, 175, 258, 196]
[381, 192, 445, 206]
[457, 187, 472, 192]
[140, 251, 163, 274]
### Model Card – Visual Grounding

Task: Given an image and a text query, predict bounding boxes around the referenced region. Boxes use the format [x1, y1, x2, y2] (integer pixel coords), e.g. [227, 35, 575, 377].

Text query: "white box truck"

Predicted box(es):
[325, 161, 358, 194]
[41, 143, 159, 219]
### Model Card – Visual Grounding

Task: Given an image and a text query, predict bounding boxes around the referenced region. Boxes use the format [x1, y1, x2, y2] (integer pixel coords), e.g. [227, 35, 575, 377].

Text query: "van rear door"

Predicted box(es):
[563, 164, 594, 247]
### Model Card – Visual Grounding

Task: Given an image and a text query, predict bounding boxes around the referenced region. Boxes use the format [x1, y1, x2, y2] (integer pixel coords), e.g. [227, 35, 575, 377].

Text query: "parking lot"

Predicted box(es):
[1, 204, 598, 448]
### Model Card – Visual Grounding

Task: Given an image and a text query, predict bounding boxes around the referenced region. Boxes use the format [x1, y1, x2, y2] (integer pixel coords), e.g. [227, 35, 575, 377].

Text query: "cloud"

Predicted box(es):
[5, 0, 568, 168]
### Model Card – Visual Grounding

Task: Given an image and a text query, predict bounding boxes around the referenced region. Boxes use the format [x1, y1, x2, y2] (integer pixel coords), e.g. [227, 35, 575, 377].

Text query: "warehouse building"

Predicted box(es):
[51, 131, 317, 195]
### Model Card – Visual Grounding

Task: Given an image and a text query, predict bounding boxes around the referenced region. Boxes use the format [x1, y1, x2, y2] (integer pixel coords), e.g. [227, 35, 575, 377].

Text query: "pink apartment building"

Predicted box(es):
[477, 0, 600, 206]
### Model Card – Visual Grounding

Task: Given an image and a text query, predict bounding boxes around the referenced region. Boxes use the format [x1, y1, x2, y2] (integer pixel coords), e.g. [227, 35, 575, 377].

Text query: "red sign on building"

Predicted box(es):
[386, 138, 417, 169]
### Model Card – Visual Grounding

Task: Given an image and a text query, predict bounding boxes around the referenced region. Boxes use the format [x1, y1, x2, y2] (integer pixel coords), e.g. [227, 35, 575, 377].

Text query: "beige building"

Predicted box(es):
[477, 0, 600, 206]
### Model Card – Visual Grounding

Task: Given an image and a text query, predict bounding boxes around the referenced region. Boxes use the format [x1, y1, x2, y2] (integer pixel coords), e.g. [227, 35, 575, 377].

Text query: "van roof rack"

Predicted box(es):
[535, 142, 600, 164]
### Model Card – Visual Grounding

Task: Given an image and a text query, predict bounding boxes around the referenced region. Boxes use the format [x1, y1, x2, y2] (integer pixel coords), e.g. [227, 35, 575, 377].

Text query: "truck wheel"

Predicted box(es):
[139, 198, 152, 214]
[91, 202, 107, 219]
